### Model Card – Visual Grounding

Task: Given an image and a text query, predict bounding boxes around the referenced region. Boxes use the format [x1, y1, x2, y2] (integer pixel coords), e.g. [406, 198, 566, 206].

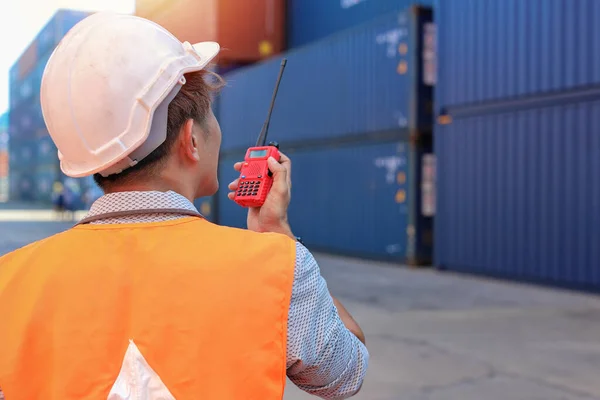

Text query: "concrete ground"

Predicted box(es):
[1, 208, 600, 400]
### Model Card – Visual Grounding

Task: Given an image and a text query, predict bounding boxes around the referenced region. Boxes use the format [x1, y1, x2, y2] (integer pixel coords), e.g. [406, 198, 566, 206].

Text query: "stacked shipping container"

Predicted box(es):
[216, 6, 435, 263]
[135, 0, 285, 64]
[435, 0, 600, 289]
[0, 113, 8, 201]
[8, 9, 92, 205]
[287, 0, 433, 48]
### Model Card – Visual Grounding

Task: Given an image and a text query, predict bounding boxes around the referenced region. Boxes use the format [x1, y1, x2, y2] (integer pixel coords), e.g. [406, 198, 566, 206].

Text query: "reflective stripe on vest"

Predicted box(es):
[0, 217, 296, 399]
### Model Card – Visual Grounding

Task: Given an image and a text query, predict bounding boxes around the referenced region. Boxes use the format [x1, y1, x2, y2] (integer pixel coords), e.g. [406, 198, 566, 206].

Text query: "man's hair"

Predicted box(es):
[93, 69, 224, 190]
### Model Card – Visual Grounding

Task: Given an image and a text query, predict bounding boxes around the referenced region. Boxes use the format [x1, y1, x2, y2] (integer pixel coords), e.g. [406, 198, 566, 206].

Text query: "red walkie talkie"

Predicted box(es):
[234, 59, 287, 208]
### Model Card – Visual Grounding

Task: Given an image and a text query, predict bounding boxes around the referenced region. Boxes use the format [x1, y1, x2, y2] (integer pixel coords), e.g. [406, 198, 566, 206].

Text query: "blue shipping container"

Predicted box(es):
[35, 163, 59, 203]
[193, 196, 218, 223]
[8, 140, 37, 174]
[287, 0, 433, 48]
[36, 135, 58, 166]
[436, 0, 600, 108]
[9, 9, 91, 111]
[218, 6, 434, 152]
[9, 99, 46, 142]
[218, 139, 433, 262]
[37, 9, 91, 58]
[9, 171, 35, 202]
[435, 100, 600, 290]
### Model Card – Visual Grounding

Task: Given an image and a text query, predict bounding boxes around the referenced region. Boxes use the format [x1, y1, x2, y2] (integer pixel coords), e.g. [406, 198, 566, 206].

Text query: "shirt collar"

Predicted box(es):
[85, 190, 199, 219]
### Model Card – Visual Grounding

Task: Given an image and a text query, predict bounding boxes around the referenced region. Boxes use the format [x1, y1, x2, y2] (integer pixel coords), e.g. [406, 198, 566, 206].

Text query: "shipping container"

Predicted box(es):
[135, 0, 285, 64]
[79, 176, 104, 209]
[436, 0, 600, 109]
[0, 112, 7, 150]
[35, 164, 59, 203]
[37, 9, 92, 58]
[61, 177, 87, 210]
[0, 178, 8, 202]
[8, 139, 36, 173]
[0, 114, 8, 202]
[6, 9, 90, 203]
[288, 0, 433, 48]
[36, 135, 58, 166]
[218, 6, 434, 152]
[9, 170, 35, 202]
[217, 138, 433, 263]
[0, 151, 8, 178]
[435, 99, 600, 291]
[8, 103, 37, 141]
[193, 196, 218, 224]
[9, 9, 91, 110]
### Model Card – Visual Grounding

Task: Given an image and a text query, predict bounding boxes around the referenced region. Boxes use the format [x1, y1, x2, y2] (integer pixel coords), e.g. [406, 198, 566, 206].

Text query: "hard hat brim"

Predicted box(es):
[191, 42, 221, 68]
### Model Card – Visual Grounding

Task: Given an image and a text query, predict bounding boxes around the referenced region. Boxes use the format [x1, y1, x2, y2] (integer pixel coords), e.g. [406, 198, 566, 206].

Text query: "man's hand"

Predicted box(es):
[228, 152, 294, 239]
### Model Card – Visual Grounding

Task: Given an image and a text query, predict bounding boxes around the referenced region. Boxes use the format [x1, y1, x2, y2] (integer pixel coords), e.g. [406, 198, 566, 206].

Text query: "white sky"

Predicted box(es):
[0, 0, 136, 114]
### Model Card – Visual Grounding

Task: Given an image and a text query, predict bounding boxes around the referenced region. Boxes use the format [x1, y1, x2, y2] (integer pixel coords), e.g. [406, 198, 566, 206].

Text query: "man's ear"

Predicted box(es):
[180, 119, 200, 162]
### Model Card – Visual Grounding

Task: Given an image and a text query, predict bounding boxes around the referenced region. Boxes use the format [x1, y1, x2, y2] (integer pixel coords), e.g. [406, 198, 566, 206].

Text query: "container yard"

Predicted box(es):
[2, 1, 600, 400]
[8, 9, 92, 205]
[2, 0, 599, 290]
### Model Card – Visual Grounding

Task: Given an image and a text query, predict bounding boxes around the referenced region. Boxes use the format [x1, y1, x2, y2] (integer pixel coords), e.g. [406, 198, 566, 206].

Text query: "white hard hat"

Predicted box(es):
[40, 12, 220, 177]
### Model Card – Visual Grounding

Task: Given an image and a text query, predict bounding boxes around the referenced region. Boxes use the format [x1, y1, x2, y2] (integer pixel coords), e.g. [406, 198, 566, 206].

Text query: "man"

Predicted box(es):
[0, 12, 368, 400]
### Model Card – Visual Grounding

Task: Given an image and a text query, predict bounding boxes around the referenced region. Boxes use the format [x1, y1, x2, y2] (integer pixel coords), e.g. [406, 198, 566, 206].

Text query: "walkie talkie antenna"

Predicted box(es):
[256, 58, 287, 147]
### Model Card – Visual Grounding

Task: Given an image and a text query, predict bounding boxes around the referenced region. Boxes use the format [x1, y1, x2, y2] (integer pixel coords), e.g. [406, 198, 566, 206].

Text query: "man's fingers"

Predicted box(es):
[233, 162, 243, 172]
[276, 152, 292, 188]
[228, 178, 240, 191]
[267, 156, 287, 177]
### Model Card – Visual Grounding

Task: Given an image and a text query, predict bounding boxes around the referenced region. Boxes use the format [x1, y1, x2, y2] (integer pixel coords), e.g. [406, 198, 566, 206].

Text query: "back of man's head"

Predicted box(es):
[93, 70, 224, 192]
[40, 12, 224, 198]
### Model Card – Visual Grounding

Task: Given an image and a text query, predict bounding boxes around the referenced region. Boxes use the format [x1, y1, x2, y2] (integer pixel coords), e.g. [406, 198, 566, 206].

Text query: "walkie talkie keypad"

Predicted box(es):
[237, 180, 261, 197]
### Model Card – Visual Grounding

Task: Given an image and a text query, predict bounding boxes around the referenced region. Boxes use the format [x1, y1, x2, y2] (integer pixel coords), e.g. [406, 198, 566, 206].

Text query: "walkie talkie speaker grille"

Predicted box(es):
[245, 163, 262, 176]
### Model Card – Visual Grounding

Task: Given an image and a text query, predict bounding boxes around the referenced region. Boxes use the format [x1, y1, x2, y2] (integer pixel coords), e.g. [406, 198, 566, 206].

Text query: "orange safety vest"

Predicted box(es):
[0, 217, 296, 399]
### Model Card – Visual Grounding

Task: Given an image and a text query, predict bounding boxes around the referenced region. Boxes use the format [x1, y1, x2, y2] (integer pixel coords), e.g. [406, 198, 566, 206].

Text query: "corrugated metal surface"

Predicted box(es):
[436, 0, 600, 108]
[435, 100, 600, 289]
[288, 0, 433, 48]
[218, 7, 433, 152]
[136, 0, 285, 63]
[8, 140, 36, 172]
[217, 139, 433, 262]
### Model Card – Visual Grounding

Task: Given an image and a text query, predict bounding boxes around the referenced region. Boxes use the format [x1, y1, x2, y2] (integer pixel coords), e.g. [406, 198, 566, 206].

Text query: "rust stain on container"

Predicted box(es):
[398, 43, 408, 55]
[136, 0, 285, 64]
[397, 171, 406, 184]
[397, 61, 408, 75]
[395, 189, 406, 203]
